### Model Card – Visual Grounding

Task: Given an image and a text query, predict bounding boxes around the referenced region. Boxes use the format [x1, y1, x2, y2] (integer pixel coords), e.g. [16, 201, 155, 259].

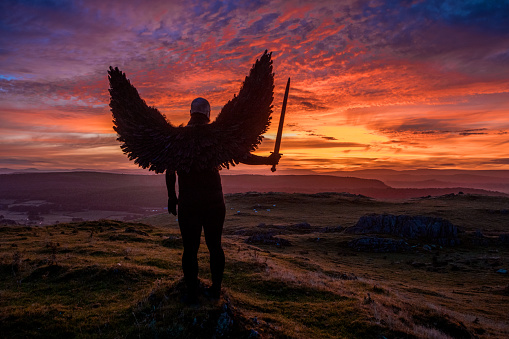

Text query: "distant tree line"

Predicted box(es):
[8, 203, 55, 214]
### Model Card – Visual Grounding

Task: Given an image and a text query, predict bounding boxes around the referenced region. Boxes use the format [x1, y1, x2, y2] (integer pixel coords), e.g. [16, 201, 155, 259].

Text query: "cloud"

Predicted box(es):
[299, 100, 329, 111]
[0, 158, 36, 166]
[0, 0, 508, 171]
[0, 132, 117, 153]
[281, 138, 368, 149]
[486, 158, 509, 165]
[284, 123, 343, 142]
[459, 128, 488, 136]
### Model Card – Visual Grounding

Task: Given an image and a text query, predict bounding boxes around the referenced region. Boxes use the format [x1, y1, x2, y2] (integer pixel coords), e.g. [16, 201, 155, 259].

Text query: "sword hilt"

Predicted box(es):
[270, 151, 281, 172]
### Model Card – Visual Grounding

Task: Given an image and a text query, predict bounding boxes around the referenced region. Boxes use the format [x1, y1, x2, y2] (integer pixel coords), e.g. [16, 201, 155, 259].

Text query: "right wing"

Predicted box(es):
[209, 50, 275, 168]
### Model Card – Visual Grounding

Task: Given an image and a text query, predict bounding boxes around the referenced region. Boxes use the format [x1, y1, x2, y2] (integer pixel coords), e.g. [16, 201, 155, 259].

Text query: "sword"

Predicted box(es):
[271, 77, 290, 172]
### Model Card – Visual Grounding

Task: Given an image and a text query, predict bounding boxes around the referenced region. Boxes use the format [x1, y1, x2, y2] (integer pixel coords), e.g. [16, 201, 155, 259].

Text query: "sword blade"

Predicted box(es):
[271, 77, 290, 172]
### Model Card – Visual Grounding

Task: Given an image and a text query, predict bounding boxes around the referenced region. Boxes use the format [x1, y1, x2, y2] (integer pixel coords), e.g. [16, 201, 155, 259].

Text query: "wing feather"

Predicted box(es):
[210, 50, 275, 168]
[108, 50, 275, 173]
[108, 67, 177, 173]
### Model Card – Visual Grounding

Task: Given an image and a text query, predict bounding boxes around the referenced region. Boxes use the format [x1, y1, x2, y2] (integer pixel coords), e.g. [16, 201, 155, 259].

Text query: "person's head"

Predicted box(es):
[190, 97, 210, 119]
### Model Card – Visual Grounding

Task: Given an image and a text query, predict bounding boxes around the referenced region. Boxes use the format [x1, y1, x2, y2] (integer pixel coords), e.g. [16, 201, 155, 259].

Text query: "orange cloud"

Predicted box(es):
[1, 0, 508, 171]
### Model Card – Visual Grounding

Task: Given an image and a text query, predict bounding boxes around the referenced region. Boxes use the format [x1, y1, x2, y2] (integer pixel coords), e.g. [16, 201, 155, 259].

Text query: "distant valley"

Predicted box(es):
[1, 171, 508, 226]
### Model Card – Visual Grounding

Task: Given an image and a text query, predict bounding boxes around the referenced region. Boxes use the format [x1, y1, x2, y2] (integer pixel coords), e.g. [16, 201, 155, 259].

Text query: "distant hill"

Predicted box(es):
[325, 169, 509, 194]
[221, 174, 507, 199]
[220, 174, 389, 193]
[0, 172, 165, 212]
[1, 172, 507, 212]
[3, 168, 509, 193]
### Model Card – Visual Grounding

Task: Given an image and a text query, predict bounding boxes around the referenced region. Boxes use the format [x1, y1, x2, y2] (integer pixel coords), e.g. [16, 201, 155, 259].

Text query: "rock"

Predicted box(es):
[320, 225, 343, 233]
[412, 310, 475, 339]
[410, 261, 426, 268]
[134, 278, 264, 338]
[0, 219, 17, 225]
[161, 235, 182, 248]
[245, 234, 291, 247]
[291, 222, 312, 230]
[346, 214, 459, 246]
[324, 270, 357, 280]
[499, 234, 509, 245]
[238, 222, 319, 235]
[432, 255, 448, 267]
[348, 237, 410, 253]
[248, 329, 260, 338]
[215, 304, 233, 338]
[472, 229, 489, 246]
[124, 227, 149, 236]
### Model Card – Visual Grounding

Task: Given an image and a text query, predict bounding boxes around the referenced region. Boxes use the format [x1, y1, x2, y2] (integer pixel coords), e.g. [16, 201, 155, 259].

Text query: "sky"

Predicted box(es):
[1, 0, 509, 173]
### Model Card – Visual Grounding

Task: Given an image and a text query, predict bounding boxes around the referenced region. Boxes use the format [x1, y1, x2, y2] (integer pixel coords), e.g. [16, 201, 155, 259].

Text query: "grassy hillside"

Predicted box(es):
[1, 172, 506, 213]
[1, 193, 508, 338]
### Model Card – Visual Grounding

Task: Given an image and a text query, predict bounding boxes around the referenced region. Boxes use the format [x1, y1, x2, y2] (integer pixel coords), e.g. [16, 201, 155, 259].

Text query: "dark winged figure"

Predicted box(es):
[108, 51, 281, 302]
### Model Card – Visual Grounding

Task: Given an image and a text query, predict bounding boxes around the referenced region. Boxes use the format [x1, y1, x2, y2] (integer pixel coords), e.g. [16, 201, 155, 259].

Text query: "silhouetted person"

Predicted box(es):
[108, 51, 278, 302]
[166, 98, 280, 301]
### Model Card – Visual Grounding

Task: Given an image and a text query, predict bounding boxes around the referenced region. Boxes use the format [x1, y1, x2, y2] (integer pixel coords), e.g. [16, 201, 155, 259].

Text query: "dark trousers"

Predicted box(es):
[178, 197, 226, 292]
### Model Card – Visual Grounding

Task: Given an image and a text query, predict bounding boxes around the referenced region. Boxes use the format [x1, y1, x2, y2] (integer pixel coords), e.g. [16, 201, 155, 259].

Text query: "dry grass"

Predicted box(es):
[1, 193, 508, 338]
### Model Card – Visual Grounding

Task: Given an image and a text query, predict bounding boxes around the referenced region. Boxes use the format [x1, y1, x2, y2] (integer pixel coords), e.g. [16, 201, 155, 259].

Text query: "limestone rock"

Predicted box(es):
[245, 233, 291, 247]
[346, 214, 459, 246]
[499, 234, 509, 245]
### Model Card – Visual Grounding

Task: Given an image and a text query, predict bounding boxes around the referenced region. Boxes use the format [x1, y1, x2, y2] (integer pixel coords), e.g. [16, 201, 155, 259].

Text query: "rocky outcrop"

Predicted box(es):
[0, 218, 17, 225]
[245, 234, 291, 247]
[346, 214, 459, 246]
[499, 234, 509, 245]
[232, 222, 339, 236]
[472, 229, 489, 246]
[348, 237, 410, 253]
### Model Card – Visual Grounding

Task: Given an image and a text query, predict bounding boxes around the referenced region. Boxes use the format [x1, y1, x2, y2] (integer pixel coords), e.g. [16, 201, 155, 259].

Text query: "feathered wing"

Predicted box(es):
[108, 51, 274, 173]
[209, 50, 275, 168]
[108, 67, 179, 173]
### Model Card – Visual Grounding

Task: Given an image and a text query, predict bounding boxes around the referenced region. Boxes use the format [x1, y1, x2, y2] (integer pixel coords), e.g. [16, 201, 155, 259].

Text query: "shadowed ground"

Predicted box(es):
[1, 193, 508, 338]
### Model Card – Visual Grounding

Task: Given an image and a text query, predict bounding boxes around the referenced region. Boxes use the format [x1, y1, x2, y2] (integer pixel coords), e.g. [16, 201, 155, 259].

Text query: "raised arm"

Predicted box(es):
[239, 153, 281, 166]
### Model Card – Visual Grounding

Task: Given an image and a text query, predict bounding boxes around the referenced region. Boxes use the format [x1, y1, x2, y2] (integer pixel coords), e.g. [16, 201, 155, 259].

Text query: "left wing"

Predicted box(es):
[108, 67, 180, 173]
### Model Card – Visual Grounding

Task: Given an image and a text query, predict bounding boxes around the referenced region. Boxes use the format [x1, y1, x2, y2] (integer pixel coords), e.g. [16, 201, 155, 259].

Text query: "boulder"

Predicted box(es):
[124, 227, 149, 236]
[472, 229, 489, 246]
[0, 218, 17, 225]
[235, 222, 320, 236]
[245, 233, 291, 247]
[346, 214, 459, 246]
[499, 234, 509, 245]
[319, 225, 343, 233]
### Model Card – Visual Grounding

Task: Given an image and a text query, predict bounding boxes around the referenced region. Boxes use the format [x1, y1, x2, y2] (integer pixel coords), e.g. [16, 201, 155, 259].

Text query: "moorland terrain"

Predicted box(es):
[0, 171, 508, 338]
[1, 171, 507, 226]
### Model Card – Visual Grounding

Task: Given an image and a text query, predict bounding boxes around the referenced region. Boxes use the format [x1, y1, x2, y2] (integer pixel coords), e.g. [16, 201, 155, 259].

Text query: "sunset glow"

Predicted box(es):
[1, 0, 509, 172]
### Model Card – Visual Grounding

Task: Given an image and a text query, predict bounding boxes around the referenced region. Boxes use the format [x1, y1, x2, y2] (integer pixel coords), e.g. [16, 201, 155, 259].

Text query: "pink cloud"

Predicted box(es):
[0, 0, 508, 171]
